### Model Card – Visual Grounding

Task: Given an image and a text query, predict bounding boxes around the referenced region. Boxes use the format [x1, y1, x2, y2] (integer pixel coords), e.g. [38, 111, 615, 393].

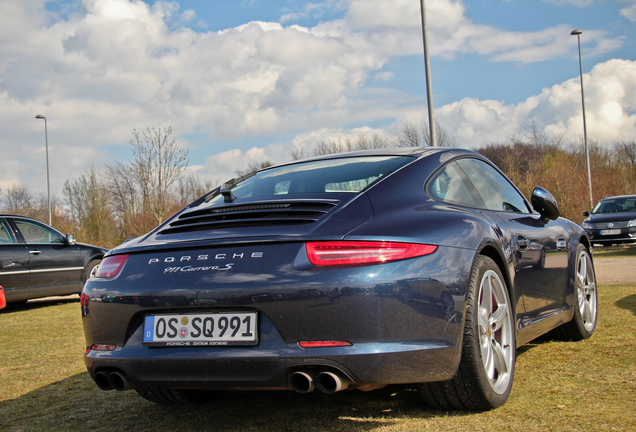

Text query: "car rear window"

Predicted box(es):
[208, 156, 413, 202]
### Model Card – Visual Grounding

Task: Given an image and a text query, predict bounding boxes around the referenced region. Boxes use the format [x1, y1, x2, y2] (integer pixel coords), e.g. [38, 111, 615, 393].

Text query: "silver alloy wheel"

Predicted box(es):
[90, 264, 99, 278]
[478, 269, 515, 395]
[575, 249, 597, 332]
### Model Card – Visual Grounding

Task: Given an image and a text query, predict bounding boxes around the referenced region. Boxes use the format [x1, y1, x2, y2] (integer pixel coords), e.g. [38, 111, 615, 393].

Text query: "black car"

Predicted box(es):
[81, 148, 597, 410]
[0, 215, 108, 304]
[581, 195, 636, 246]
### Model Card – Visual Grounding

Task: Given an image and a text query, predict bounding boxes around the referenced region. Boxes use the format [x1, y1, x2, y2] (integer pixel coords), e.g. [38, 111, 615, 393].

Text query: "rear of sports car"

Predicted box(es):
[81, 149, 476, 403]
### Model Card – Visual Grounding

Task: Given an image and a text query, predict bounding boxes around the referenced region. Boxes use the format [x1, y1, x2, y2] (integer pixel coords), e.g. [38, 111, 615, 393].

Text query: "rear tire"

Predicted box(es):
[420, 255, 515, 410]
[549, 244, 597, 341]
[135, 386, 222, 404]
[83, 259, 101, 283]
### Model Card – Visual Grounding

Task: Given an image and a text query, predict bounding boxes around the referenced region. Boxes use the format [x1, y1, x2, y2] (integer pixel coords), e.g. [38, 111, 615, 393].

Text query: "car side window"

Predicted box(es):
[14, 220, 65, 244]
[0, 219, 16, 243]
[428, 162, 480, 207]
[456, 158, 530, 213]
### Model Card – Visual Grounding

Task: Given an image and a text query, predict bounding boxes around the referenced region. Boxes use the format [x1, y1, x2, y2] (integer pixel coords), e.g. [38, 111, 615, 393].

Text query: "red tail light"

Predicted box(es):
[94, 254, 129, 278]
[305, 241, 437, 266]
[90, 344, 116, 351]
[0, 286, 5, 309]
[299, 341, 352, 348]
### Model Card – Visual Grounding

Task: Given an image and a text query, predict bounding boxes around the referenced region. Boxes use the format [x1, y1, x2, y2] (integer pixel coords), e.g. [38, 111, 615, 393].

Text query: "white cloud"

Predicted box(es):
[424, 59, 636, 146]
[620, 0, 636, 21]
[198, 59, 636, 182]
[0, 0, 632, 197]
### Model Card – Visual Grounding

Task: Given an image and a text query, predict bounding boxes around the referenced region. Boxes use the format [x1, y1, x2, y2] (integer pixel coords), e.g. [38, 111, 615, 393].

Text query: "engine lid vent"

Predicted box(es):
[158, 200, 339, 235]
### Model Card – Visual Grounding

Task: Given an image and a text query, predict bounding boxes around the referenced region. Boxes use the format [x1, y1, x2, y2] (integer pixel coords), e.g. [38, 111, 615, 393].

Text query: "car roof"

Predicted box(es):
[265, 146, 478, 170]
[0, 214, 41, 220]
[598, 195, 636, 201]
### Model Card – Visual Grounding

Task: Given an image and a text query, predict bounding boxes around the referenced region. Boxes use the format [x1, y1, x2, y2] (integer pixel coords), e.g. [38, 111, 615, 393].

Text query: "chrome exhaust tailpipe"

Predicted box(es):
[108, 371, 134, 391]
[289, 371, 315, 393]
[93, 371, 113, 391]
[316, 371, 350, 394]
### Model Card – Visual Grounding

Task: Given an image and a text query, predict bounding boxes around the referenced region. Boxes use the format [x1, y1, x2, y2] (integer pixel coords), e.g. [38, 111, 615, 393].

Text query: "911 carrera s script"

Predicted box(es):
[163, 263, 234, 274]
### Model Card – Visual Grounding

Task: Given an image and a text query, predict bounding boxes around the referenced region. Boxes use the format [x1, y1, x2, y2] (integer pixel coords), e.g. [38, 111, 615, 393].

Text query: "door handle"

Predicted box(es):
[29, 249, 42, 255]
[516, 236, 529, 251]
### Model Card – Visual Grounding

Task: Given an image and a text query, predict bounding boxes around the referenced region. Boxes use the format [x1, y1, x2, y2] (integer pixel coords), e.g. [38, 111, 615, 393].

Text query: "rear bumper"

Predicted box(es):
[85, 313, 461, 389]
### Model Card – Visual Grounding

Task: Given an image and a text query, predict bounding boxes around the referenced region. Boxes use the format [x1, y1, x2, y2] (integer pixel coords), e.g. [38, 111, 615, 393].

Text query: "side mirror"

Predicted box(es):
[531, 187, 560, 221]
[66, 234, 76, 245]
[582, 211, 590, 217]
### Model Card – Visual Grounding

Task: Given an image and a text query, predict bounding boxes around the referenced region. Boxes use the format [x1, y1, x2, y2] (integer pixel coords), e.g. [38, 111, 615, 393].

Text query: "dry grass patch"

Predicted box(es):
[1, 279, 634, 431]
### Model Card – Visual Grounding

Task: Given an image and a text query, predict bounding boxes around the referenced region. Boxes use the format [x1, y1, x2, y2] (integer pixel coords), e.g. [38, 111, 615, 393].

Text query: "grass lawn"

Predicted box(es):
[1, 271, 634, 431]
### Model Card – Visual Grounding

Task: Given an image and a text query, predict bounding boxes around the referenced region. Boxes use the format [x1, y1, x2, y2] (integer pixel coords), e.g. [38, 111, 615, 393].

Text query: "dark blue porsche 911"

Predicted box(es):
[81, 147, 597, 410]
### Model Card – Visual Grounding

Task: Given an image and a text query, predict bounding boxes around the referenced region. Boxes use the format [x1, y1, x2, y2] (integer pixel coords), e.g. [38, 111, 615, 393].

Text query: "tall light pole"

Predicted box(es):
[571, 29, 593, 210]
[35, 114, 52, 226]
[420, 0, 437, 146]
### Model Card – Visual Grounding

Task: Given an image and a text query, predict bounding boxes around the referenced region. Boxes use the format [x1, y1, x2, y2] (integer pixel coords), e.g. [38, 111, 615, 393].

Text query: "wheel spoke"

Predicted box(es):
[483, 340, 494, 377]
[492, 339, 510, 376]
[490, 304, 508, 332]
[578, 288, 587, 312]
[582, 299, 593, 324]
[480, 276, 493, 316]
[478, 313, 490, 343]
[577, 254, 588, 285]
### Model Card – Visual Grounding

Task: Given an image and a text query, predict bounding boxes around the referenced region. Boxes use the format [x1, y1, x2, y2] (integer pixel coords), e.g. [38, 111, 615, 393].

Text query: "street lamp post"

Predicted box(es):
[420, 0, 436, 146]
[571, 29, 594, 210]
[35, 114, 52, 226]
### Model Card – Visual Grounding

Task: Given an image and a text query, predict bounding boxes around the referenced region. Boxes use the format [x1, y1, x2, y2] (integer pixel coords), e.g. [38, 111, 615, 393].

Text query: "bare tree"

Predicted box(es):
[105, 162, 140, 239]
[425, 122, 457, 148]
[392, 121, 457, 148]
[235, 160, 275, 177]
[311, 139, 351, 156]
[391, 121, 423, 147]
[63, 165, 114, 245]
[129, 126, 189, 224]
[177, 173, 214, 205]
[2, 183, 36, 215]
[290, 147, 306, 161]
[614, 140, 636, 185]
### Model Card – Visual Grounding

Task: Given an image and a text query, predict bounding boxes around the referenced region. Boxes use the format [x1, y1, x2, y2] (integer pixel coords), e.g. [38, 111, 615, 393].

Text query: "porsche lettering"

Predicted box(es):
[149, 252, 263, 265]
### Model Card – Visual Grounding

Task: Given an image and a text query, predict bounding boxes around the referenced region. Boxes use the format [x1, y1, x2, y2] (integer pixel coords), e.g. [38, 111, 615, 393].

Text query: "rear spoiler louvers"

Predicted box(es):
[158, 200, 339, 235]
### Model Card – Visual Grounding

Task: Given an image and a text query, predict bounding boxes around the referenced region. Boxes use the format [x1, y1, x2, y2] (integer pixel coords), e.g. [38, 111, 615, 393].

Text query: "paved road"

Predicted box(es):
[593, 255, 636, 285]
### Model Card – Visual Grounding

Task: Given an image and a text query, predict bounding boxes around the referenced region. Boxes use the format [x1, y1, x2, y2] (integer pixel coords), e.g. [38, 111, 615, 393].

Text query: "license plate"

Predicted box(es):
[143, 312, 258, 346]
[600, 229, 621, 235]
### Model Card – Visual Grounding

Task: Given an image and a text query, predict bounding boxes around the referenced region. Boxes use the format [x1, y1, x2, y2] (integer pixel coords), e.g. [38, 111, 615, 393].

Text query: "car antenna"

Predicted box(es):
[220, 184, 236, 203]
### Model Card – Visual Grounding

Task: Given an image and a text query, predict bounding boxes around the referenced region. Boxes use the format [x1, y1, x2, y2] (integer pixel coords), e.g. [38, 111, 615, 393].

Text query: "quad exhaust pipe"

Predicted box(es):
[289, 371, 316, 393]
[316, 371, 350, 393]
[93, 370, 134, 391]
[96, 367, 356, 394]
[289, 370, 350, 394]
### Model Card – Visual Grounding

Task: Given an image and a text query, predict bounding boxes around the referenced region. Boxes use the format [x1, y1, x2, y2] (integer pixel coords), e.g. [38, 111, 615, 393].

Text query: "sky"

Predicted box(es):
[1, 0, 635, 198]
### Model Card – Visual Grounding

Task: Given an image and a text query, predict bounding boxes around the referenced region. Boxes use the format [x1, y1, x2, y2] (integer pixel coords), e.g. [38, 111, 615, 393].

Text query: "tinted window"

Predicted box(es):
[428, 162, 479, 207]
[14, 220, 65, 244]
[592, 197, 636, 214]
[208, 156, 413, 203]
[456, 158, 530, 213]
[0, 219, 15, 244]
